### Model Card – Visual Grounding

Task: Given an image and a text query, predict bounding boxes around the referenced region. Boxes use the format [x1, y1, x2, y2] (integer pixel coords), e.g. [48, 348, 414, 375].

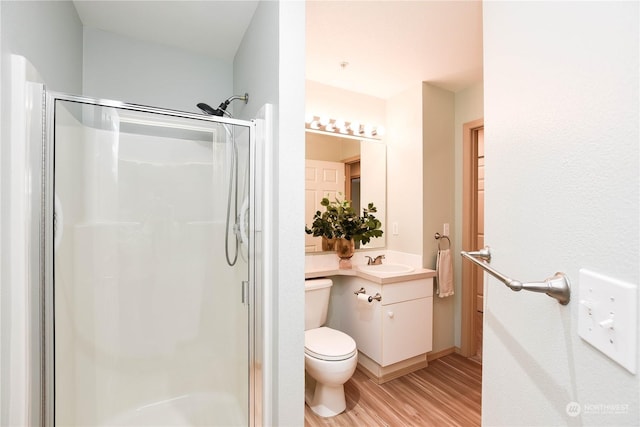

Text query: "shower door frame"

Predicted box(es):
[40, 91, 260, 426]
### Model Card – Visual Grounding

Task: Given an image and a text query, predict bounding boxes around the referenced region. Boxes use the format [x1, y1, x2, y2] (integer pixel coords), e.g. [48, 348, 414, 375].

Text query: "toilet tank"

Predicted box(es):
[304, 279, 333, 330]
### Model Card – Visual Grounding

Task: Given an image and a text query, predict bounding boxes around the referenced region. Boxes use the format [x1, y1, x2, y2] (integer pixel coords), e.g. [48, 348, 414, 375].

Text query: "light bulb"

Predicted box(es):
[325, 121, 335, 132]
[364, 123, 374, 136]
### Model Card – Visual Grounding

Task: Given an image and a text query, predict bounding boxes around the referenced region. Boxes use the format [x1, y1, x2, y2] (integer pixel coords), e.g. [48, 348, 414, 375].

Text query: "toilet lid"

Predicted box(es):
[305, 327, 357, 361]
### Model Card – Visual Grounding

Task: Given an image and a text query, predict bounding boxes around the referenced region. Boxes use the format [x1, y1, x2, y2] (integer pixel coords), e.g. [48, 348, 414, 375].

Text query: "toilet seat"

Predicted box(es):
[305, 327, 356, 361]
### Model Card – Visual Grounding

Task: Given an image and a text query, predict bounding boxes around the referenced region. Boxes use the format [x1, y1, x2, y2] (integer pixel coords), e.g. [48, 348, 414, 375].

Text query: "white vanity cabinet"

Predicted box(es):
[382, 295, 431, 365]
[329, 274, 433, 383]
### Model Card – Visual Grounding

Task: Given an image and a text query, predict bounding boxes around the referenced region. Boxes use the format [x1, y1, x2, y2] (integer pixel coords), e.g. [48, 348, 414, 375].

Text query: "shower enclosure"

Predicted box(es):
[37, 91, 259, 426]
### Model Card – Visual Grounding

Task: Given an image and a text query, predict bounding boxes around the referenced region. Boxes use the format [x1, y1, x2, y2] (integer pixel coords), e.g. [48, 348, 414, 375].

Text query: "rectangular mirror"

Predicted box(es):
[305, 130, 386, 253]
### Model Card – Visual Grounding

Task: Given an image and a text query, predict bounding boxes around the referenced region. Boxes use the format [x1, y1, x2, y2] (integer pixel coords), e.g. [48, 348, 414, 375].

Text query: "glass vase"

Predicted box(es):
[335, 238, 355, 269]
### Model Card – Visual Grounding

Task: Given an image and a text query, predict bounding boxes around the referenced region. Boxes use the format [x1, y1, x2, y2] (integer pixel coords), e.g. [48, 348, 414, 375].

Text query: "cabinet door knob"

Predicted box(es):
[387, 311, 394, 318]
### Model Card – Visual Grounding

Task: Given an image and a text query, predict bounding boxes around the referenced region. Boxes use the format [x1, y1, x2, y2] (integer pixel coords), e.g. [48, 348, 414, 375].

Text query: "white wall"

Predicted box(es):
[483, 2, 638, 425]
[422, 83, 455, 354]
[0, 2, 83, 424]
[386, 83, 423, 255]
[273, 4, 305, 422]
[306, 80, 386, 128]
[1, 1, 83, 94]
[83, 28, 232, 113]
[453, 82, 483, 347]
[234, 1, 306, 426]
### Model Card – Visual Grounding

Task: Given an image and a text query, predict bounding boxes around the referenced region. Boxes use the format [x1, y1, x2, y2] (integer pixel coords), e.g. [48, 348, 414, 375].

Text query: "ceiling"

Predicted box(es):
[73, 1, 259, 61]
[306, 1, 483, 98]
[73, 0, 483, 100]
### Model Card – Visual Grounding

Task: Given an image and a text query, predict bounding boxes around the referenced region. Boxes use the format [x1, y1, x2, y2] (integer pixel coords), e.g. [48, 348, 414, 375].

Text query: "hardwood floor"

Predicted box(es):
[305, 353, 482, 427]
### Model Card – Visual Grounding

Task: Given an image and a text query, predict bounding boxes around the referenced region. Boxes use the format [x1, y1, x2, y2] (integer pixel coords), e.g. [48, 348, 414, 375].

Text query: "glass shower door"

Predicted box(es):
[49, 97, 254, 426]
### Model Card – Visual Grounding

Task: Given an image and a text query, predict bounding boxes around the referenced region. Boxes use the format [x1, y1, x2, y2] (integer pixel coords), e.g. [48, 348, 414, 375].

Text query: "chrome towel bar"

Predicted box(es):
[461, 247, 570, 305]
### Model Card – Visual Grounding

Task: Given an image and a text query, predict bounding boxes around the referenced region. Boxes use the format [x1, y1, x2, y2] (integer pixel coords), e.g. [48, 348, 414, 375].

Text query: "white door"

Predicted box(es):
[305, 159, 345, 252]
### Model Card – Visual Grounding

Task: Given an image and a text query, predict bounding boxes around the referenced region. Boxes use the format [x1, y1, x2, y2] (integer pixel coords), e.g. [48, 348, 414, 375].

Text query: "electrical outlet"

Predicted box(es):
[443, 223, 449, 236]
[392, 222, 399, 235]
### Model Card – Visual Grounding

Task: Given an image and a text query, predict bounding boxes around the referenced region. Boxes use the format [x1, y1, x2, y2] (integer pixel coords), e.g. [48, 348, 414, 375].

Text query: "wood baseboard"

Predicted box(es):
[357, 361, 428, 384]
[427, 346, 456, 362]
[355, 348, 459, 384]
[356, 352, 428, 384]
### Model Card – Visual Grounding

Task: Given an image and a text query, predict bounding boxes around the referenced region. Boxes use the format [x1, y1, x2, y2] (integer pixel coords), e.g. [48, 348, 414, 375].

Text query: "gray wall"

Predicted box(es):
[83, 28, 233, 113]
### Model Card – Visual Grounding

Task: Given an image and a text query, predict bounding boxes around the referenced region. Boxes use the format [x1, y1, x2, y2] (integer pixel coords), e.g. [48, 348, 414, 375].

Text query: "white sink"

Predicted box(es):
[359, 264, 415, 274]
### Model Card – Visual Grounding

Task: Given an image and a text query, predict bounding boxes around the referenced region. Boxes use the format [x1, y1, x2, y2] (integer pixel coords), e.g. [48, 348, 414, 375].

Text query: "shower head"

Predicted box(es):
[197, 102, 224, 116]
[197, 93, 249, 117]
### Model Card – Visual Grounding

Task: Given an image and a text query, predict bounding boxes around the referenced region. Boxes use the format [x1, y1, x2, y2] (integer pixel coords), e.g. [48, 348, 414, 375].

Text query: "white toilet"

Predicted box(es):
[304, 278, 357, 418]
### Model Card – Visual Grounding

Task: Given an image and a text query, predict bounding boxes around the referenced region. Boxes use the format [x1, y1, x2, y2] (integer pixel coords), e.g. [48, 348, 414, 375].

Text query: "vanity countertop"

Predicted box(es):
[304, 266, 436, 285]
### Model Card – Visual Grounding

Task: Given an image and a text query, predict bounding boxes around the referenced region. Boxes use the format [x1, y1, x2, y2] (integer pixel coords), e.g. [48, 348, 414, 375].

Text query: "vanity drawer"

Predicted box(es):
[382, 278, 432, 305]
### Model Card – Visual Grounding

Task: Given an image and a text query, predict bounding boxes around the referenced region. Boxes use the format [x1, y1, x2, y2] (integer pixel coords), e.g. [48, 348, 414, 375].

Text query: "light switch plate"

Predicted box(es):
[578, 268, 637, 374]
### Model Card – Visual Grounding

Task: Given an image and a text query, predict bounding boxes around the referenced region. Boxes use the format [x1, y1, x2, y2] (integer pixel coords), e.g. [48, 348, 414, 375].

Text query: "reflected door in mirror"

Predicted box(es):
[305, 159, 345, 252]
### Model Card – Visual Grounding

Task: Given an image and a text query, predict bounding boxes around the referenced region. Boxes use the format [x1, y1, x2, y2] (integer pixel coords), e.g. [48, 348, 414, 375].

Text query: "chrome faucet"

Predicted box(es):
[365, 255, 385, 265]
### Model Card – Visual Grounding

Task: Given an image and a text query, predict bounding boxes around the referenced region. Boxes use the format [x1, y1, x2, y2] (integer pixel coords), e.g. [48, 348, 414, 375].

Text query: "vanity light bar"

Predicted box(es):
[305, 115, 384, 139]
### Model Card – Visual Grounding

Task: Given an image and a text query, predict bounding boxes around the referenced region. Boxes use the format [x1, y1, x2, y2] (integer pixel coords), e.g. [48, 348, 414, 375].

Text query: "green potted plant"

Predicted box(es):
[305, 196, 383, 268]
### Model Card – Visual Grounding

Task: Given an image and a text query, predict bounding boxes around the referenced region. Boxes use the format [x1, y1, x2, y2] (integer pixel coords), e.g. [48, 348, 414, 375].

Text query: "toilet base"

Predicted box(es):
[305, 376, 347, 418]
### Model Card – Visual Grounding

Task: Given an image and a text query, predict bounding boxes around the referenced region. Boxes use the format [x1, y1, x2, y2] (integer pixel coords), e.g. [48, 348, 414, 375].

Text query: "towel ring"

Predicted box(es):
[434, 232, 451, 250]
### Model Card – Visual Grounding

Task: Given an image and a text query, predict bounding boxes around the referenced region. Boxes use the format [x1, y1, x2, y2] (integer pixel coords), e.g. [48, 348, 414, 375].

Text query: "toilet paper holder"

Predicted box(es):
[354, 287, 382, 302]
